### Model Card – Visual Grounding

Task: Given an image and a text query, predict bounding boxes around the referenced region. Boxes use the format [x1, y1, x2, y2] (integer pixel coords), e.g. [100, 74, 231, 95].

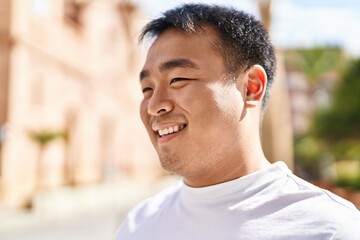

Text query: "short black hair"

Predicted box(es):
[139, 3, 276, 109]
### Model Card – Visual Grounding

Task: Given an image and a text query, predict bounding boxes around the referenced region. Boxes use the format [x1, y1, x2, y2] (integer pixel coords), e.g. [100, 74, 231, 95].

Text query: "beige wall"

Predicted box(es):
[0, 0, 10, 123]
[0, 0, 159, 207]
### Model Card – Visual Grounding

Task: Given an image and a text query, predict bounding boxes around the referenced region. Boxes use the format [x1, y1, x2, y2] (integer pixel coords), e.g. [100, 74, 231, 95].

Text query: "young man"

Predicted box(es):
[115, 4, 360, 240]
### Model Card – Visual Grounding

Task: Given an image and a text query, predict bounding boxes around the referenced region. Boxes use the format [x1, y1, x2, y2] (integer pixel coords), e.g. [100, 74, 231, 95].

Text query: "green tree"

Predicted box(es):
[310, 58, 360, 188]
[285, 46, 345, 84]
[312, 58, 360, 142]
[29, 130, 67, 188]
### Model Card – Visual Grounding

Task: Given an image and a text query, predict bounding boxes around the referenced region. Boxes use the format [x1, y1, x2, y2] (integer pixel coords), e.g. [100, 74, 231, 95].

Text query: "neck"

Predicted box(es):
[184, 140, 270, 188]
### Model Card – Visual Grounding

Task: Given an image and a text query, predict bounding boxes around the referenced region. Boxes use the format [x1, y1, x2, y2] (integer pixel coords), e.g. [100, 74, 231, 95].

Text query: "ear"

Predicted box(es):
[244, 65, 267, 108]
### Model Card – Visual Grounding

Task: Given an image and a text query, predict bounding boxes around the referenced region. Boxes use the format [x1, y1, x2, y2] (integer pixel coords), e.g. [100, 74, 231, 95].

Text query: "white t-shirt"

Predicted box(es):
[115, 162, 360, 240]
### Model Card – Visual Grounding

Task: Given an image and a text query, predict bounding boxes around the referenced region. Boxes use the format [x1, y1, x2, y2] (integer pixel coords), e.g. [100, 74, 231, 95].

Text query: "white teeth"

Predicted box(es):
[158, 125, 184, 137]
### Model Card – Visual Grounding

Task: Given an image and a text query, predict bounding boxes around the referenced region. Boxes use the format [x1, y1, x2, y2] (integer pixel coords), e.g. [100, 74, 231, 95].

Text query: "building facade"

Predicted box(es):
[0, 0, 160, 207]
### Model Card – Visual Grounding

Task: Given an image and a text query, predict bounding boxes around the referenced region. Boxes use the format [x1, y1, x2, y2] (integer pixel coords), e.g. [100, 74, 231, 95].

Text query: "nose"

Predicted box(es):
[147, 88, 173, 116]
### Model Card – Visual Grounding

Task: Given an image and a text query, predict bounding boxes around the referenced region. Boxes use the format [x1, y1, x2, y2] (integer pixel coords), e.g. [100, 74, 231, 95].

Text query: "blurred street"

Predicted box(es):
[0, 177, 177, 240]
[0, 209, 120, 240]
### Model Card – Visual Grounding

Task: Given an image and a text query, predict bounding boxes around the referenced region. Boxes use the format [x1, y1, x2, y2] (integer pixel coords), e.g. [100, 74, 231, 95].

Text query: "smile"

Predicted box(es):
[158, 124, 186, 137]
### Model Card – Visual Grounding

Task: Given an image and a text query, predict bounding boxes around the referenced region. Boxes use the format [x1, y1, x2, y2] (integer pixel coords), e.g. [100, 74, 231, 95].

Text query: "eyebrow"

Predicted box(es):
[139, 58, 200, 81]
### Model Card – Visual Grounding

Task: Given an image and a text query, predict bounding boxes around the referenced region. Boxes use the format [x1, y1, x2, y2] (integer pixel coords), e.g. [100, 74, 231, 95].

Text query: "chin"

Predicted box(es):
[159, 155, 186, 175]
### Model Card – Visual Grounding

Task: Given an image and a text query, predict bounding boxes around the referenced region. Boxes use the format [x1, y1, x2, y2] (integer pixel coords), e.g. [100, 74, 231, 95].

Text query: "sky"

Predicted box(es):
[135, 0, 360, 57]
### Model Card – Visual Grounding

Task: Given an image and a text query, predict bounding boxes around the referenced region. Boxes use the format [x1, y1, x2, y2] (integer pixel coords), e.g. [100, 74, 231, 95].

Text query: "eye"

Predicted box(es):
[142, 87, 153, 93]
[170, 78, 189, 84]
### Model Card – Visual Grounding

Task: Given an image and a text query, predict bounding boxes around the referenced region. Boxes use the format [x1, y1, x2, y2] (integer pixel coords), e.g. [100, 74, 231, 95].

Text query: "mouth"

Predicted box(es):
[156, 124, 187, 138]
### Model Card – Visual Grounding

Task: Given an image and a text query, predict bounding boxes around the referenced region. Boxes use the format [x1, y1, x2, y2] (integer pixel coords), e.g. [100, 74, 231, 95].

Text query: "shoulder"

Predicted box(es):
[278, 167, 360, 226]
[115, 181, 182, 239]
[285, 172, 358, 212]
[332, 215, 360, 240]
[258, 163, 360, 238]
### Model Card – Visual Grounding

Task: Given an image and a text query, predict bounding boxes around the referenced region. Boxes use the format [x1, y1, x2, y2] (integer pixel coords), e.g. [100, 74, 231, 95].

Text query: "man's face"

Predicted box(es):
[139, 27, 247, 183]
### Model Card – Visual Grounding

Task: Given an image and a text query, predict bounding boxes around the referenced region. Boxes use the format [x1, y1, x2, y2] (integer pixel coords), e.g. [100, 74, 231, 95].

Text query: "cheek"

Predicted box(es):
[183, 89, 224, 127]
[197, 87, 243, 129]
[140, 100, 149, 124]
[214, 85, 244, 118]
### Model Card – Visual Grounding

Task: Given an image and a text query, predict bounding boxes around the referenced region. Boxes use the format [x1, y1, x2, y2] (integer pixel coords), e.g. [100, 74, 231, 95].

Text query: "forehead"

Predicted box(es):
[143, 26, 223, 69]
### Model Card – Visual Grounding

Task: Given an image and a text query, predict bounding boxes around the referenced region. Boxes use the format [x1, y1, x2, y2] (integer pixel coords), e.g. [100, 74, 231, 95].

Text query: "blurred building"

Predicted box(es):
[262, 53, 294, 170]
[0, 0, 160, 207]
[288, 71, 340, 136]
[258, 0, 294, 171]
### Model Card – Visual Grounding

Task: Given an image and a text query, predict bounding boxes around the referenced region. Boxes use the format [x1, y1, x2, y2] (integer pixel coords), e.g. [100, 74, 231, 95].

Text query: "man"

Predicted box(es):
[115, 3, 360, 240]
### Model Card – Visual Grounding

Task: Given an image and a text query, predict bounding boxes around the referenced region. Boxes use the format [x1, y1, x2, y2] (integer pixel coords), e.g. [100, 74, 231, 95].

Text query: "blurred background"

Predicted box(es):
[0, 0, 359, 239]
